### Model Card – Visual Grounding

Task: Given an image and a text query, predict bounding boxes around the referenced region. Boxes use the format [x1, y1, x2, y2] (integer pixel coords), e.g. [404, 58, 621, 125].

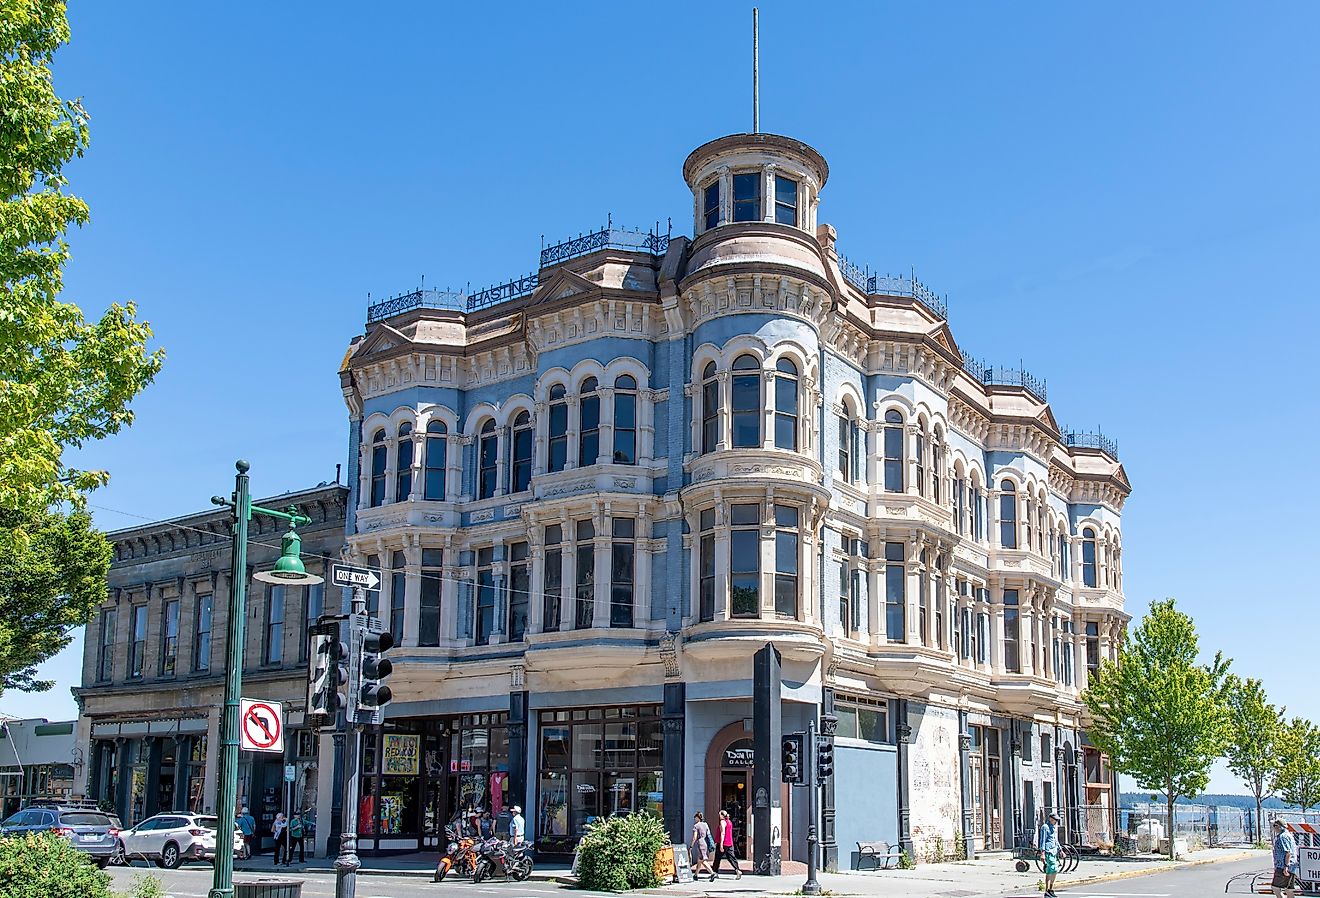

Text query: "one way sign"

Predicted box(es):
[331, 562, 382, 591]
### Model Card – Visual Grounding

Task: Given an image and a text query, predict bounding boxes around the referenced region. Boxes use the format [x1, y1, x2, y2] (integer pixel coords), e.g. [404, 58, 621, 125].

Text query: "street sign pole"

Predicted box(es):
[803, 717, 821, 895]
[334, 587, 366, 898]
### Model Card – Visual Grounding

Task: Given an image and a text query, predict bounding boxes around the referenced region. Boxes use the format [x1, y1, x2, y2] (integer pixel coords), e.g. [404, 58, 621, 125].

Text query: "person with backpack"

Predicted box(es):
[235, 807, 255, 860]
[691, 811, 716, 880]
[285, 811, 306, 865]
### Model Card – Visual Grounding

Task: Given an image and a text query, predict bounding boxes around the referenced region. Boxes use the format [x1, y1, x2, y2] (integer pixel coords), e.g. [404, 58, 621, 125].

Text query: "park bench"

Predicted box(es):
[856, 840, 903, 870]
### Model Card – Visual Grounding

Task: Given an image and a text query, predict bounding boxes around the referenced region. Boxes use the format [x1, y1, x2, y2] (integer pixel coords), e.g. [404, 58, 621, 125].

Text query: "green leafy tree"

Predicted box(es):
[575, 812, 669, 891]
[1083, 598, 1230, 858]
[0, 0, 162, 540]
[1273, 717, 1320, 812]
[0, 0, 161, 692]
[1224, 676, 1284, 843]
[0, 508, 110, 691]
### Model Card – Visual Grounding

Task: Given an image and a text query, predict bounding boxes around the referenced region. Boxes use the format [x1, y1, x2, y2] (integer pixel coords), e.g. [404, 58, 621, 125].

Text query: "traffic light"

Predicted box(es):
[356, 624, 394, 724]
[306, 626, 348, 727]
[781, 733, 805, 784]
[816, 736, 835, 782]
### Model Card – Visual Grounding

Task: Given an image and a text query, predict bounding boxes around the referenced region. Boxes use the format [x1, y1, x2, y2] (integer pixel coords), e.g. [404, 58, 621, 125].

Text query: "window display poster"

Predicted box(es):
[383, 734, 419, 776]
[379, 793, 404, 835]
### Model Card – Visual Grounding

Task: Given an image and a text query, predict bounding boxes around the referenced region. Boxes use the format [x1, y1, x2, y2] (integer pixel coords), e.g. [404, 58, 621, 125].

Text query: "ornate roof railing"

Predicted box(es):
[366, 289, 466, 323]
[540, 225, 670, 268]
[837, 254, 949, 320]
[1063, 429, 1120, 459]
[962, 358, 1048, 403]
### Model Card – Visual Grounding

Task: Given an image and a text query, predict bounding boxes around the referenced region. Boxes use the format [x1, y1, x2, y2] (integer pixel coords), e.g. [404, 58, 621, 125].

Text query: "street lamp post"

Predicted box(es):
[208, 460, 323, 898]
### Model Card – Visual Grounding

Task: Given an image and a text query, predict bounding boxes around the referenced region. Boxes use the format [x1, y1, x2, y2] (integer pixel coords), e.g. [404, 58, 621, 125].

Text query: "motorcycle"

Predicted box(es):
[433, 825, 478, 882]
[471, 838, 534, 883]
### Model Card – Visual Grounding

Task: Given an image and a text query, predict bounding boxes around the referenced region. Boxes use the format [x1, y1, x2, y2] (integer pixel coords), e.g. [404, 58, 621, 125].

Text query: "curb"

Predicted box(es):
[1056, 849, 1260, 889]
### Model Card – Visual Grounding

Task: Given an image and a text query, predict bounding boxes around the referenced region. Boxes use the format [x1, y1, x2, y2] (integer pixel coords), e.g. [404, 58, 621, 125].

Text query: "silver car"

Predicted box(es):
[119, 813, 245, 869]
[0, 807, 120, 867]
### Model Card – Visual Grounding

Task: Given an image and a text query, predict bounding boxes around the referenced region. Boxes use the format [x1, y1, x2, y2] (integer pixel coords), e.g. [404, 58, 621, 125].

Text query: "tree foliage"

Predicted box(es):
[1083, 598, 1230, 857]
[0, 508, 109, 691]
[575, 812, 669, 891]
[1224, 676, 1283, 842]
[1273, 717, 1320, 812]
[0, 0, 163, 550]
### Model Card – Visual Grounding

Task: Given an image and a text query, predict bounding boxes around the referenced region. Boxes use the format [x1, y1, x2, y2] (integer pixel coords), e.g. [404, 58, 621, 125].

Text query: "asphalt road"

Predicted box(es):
[999, 853, 1273, 898]
[106, 865, 607, 898]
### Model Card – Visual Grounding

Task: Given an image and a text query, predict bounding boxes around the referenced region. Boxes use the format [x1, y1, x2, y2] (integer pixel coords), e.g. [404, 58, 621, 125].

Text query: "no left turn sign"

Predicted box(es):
[239, 698, 284, 753]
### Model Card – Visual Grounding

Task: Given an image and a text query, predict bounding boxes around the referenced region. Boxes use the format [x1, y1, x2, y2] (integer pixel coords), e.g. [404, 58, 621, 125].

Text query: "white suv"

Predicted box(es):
[119, 813, 245, 869]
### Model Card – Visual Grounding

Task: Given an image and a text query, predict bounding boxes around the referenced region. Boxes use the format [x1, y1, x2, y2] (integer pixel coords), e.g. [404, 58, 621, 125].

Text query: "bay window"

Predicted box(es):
[999, 480, 1018, 549]
[1082, 527, 1098, 587]
[774, 505, 799, 618]
[885, 542, 906, 642]
[773, 359, 798, 450]
[883, 411, 904, 491]
[424, 420, 447, 500]
[731, 355, 761, 448]
[1003, 588, 1021, 673]
[701, 362, 719, 453]
[543, 525, 563, 632]
[699, 510, 716, 623]
[509, 542, 529, 641]
[774, 175, 799, 226]
[730, 504, 760, 618]
[703, 180, 721, 230]
[369, 428, 387, 507]
[511, 411, 533, 493]
[548, 385, 568, 473]
[579, 378, 600, 466]
[478, 419, 497, 500]
[575, 520, 595, 629]
[610, 518, 635, 628]
[613, 375, 637, 464]
[395, 422, 413, 502]
[476, 547, 495, 645]
[420, 549, 442, 646]
[733, 172, 760, 222]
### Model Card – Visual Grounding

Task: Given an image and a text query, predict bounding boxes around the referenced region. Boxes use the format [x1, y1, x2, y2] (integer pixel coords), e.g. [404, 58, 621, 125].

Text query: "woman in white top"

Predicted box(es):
[272, 812, 288, 865]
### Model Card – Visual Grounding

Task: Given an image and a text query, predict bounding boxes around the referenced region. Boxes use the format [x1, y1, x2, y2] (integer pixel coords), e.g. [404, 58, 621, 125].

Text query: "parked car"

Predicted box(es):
[0, 806, 120, 867]
[119, 813, 245, 869]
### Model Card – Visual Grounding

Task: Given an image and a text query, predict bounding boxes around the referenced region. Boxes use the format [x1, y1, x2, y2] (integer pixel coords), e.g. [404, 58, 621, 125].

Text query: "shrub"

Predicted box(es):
[575, 812, 670, 892]
[0, 832, 113, 898]
[122, 873, 166, 898]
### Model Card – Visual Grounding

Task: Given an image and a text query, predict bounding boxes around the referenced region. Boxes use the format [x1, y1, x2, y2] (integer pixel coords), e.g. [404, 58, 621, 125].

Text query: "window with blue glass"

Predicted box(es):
[424, 420, 446, 500]
[774, 175, 799, 226]
[703, 181, 721, 230]
[999, 480, 1018, 549]
[478, 419, 498, 500]
[369, 428, 387, 507]
[395, 422, 413, 502]
[733, 172, 761, 222]
[610, 518, 635, 628]
[390, 551, 406, 639]
[476, 547, 495, 645]
[885, 542, 906, 642]
[773, 358, 798, 450]
[730, 504, 760, 618]
[701, 362, 719, 453]
[613, 375, 637, 464]
[731, 355, 761, 448]
[509, 542, 529, 641]
[774, 504, 799, 618]
[578, 378, 600, 466]
[548, 385, 568, 473]
[883, 411, 904, 492]
[511, 410, 533, 492]
[1082, 527, 1098, 587]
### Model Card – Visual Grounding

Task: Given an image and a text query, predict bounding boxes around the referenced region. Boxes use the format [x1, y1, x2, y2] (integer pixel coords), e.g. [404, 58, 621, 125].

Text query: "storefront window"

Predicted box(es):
[537, 705, 662, 853]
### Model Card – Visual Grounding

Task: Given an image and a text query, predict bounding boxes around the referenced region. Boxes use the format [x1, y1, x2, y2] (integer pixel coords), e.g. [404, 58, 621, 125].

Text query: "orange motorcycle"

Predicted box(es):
[433, 824, 478, 882]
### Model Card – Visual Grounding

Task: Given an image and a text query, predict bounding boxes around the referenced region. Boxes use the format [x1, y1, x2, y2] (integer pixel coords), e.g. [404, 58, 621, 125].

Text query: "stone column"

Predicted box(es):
[717, 371, 731, 450]
[446, 432, 462, 501]
[527, 529, 545, 636]
[634, 511, 652, 627]
[566, 395, 581, 469]
[989, 578, 1005, 675]
[440, 546, 460, 645]
[713, 505, 731, 622]
[532, 401, 547, 477]
[593, 510, 610, 628]
[202, 714, 221, 815]
[905, 424, 919, 496]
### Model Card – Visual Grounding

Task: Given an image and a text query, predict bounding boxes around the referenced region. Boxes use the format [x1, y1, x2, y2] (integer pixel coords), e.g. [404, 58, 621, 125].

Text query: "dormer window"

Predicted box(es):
[733, 172, 761, 222]
[703, 181, 721, 230]
[774, 175, 798, 226]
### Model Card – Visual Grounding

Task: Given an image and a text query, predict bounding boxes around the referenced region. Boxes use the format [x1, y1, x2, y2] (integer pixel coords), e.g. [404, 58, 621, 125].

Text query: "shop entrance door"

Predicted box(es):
[968, 752, 985, 849]
[719, 771, 750, 861]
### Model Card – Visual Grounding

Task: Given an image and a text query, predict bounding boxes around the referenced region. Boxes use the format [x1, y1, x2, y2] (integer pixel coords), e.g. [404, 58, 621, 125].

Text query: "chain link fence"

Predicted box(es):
[1115, 803, 1256, 850]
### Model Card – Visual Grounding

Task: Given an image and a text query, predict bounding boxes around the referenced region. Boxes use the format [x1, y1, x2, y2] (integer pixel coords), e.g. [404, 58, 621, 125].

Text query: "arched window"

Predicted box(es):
[424, 420, 447, 500]
[1025, 496, 1034, 550]
[883, 410, 904, 492]
[915, 420, 927, 498]
[510, 411, 533, 493]
[613, 375, 637, 464]
[1082, 527, 1097, 587]
[954, 471, 967, 535]
[701, 362, 719, 453]
[369, 428, 387, 507]
[478, 419, 498, 500]
[773, 358, 798, 451]
[931, 433, 943, 503]
[999, 480, 1018, 549]
[548, 384, 568, 473]
[579, 377, 600, 466]
[731, 354, 762, 449]
[837, 408, 851, 482]
[395, 422, 413, 502]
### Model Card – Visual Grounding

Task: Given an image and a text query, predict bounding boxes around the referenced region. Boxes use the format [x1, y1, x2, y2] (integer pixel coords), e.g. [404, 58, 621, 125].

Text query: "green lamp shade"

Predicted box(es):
[254, 528, 324, 585]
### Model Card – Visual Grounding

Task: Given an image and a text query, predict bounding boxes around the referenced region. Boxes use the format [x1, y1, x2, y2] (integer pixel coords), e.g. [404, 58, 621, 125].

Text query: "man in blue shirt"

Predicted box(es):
[1272, 820, 1298, 898]
[1038, 812, 1061, 898]
[236, 806, 256, 860]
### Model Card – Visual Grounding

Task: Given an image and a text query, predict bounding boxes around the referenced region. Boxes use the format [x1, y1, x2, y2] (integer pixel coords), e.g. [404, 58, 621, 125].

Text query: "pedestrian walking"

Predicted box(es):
[691, 811, 716, 881]
[284, 811, 306, 865]
[714, 809, 742, 879]
[236, 807, 255, 860]
[1272, 819, 1299, 898]
[272, 812, 288, 865]
[1038, 811, 1061, 898]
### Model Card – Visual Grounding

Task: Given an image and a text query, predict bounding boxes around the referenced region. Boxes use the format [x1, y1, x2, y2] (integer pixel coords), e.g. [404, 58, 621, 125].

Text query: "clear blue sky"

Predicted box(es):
[8, 2, 1318, 795]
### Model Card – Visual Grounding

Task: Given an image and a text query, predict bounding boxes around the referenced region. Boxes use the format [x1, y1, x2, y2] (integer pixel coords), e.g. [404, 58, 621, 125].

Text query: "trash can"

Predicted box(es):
[234, 879, 303, 898]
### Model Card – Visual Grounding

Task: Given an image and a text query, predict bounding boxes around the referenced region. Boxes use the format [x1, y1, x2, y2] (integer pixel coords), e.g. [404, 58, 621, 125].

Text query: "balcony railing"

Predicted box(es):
[963, 358, 1048, 402]
[540, 225, 670, 268]
[837, 255, 949, 320]
[365, 289, 466, 323]
[1063, 429, 1120, 459]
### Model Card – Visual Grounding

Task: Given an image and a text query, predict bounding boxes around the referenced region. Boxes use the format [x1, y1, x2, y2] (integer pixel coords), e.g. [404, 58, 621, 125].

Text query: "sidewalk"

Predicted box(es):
[234, 845, 1264, 895]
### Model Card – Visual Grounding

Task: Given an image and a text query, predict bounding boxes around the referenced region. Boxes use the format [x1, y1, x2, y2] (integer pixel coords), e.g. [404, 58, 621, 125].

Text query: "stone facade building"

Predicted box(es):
[337, 130, 1129, 867]
[73, 483, 347, 855]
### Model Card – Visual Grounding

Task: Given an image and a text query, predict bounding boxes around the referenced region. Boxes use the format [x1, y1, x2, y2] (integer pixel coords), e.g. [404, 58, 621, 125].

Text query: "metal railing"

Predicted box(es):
[1063, 430, 1120, 459]
[961, 358, 1048, 402]
[365, 288, 466, 323]
[539, 225, 670, 268]
[837, 255, 949, 319]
